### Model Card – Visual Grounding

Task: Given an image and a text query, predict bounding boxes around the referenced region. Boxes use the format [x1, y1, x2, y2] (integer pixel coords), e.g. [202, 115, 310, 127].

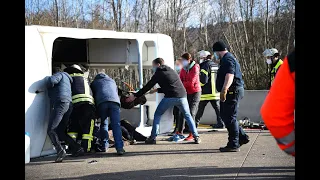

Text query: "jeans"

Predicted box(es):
[98, 102, 123, 150]
[177, 92, 201, 132]
[151, 97, 199, 138]
[220, 87, 247, 148]
[195, 100, 224, 126]
[47, 100, 80, 153]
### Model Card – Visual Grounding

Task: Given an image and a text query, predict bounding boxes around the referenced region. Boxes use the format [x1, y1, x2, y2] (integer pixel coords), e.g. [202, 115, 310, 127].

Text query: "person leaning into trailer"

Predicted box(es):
[64, 64, 96, 154]
[37, 67, 84, 162]
[126, 58, 201, 144]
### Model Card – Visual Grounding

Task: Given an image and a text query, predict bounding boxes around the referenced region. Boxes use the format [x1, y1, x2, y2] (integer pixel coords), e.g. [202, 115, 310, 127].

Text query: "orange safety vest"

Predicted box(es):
[260, 50, 295, 156]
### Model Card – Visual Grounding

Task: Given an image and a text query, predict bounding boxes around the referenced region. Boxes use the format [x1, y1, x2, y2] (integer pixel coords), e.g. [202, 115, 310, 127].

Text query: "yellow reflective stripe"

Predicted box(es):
[284, 144, 295, 154]
[70, 73, 84, 77]
[72, 94, 93, 100]
[67, 132, 78, 139]
[271, 59, 283, 73]
[200, 82, 205, 86]
[200, 96, 219, 100]
[82, 134, 93, 140]
[276, 131, 295, 146]
[72, 98, 95, 104]
[200, 69, 208, 75]
[211, 71, 218, 97]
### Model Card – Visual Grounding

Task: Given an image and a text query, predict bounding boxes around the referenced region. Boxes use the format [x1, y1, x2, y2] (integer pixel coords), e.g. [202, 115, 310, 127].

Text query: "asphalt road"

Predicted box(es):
[25, 129, 295, 180]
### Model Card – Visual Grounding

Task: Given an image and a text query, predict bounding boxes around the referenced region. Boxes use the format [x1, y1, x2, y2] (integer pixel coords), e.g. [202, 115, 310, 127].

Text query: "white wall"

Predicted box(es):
[88, 39, 139, 64]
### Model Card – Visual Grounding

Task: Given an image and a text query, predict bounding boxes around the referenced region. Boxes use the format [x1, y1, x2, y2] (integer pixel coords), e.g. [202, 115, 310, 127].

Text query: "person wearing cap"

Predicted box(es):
[90, 72, 125, 155]
[263, 48, 283, 88]
[38, 67, 84, 162]
[64, 64, 96, 154]
[195, 51, 224, 129]
[212, 41, 249, 152]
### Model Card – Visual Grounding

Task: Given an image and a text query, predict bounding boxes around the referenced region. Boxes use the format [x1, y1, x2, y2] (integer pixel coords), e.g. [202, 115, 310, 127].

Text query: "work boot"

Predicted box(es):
[145, 137, 156, 144]
[219, 146, 240, 152]
[71, 147, 85, 157]
[55, 149, 67, 163]
[184, 133, 194, 141]
[194, 136, 201, 144]
[116, 148, 126, 155]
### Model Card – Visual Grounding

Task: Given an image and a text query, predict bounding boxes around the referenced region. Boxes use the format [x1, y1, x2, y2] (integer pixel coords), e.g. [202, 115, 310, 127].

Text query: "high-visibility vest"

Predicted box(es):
[200, 61, 220, 101]
[261, 51, 295, 156]
[270, 59, 283, 85]
[69, 73, 95, 105]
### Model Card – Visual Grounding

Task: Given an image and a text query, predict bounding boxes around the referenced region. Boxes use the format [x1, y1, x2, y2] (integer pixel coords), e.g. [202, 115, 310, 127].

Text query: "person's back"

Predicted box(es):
[90, 73, 120, 106]
[216, 52, 244, 92]
[47, 71, 73, 102]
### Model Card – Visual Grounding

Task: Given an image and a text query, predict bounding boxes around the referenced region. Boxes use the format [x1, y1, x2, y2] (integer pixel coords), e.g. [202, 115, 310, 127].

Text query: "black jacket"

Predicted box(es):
[135, 65, 187, 98]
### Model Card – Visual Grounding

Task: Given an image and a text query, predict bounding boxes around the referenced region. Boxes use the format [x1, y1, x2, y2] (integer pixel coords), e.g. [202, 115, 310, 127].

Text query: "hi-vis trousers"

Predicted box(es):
[68, 103, 96, 153]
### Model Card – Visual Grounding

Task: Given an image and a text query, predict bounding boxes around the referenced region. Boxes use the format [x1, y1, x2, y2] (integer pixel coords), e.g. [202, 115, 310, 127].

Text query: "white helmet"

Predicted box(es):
[70, 64, 83, 72]
[263, 48, 279, 57]
[198, 50, 211, 58]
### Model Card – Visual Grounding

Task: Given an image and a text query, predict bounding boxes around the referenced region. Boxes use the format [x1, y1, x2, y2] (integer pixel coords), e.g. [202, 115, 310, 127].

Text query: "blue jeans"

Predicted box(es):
[151, 97, 199, 139]
[98, 102, 123, 150]
[220, 87, 246, 148]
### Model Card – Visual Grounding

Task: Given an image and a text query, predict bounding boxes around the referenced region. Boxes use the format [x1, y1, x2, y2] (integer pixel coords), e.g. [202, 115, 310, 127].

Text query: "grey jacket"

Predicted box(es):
[46, 72, 73, 102]
[90, 73, 120, 106]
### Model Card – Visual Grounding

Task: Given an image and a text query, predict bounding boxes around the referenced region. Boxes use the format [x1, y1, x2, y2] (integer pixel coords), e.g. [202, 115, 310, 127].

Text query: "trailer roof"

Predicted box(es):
[26, 25, 170, 40]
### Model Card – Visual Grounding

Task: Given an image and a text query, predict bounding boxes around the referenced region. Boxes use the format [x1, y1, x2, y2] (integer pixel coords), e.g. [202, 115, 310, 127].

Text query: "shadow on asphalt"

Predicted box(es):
[28, 148, 221, 165]
[45, 166, 295, 180]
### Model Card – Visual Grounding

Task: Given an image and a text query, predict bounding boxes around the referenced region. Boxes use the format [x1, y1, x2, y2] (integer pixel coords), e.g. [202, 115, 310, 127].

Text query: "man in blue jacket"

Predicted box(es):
[90, 73, 125, 155]
[43, 67, 84, 162]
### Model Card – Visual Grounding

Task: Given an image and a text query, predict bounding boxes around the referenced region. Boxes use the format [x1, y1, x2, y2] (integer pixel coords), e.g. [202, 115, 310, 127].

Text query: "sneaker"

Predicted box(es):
[184, 133, 194, 141]
[116, 148, 126, 155]
[71, 147, 85, 157]
[55, 149, 67, 163]
[95, 145, 109, 153]
[194, 136, 201, 144]
[173, 134, 185, 142]
[219, 146, 240, 152]
[212, 124, 225, 129]
[145, 137, 156, 144]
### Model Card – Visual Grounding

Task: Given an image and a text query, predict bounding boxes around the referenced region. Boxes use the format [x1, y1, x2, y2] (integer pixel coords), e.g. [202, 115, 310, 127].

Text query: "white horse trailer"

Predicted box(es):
[25, 26, 175, 158]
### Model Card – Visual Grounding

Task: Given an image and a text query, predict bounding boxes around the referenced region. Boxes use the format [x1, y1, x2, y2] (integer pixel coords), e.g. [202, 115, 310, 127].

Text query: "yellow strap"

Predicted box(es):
[72, 97, 95, 104]
[200, 69, 208, 76]
[200, 96, 219, 100]
[67, 132, 78, 139]
[271, 59, 283, 73]
[72, 94, 94, 100]
[82, 134, 93, 140]
[70, 73, 84, 77]
[200, 82, 205, 86]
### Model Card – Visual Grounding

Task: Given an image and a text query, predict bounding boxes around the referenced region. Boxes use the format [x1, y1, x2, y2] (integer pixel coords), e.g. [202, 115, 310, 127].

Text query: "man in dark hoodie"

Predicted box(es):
[41, 67, 84, 162]
[126, 58, 201, 144]
[90, 72, 125, 155]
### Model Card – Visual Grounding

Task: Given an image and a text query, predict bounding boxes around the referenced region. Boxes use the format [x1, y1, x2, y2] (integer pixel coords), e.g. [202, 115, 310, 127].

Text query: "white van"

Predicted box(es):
[25, 26, 175, 158]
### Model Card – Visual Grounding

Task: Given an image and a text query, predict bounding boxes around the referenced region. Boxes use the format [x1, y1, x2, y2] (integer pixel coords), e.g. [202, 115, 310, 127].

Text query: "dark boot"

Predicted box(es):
[55, 149, 67, 162]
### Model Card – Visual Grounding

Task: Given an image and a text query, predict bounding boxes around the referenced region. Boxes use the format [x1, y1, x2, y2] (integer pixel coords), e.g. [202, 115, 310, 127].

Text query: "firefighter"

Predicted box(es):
[263, 48, 283, 88]
[195, 51, 224, 128]
[260, 49, 295, 157]
[64, 64, 96, 154]
[213, 41, 249, 152]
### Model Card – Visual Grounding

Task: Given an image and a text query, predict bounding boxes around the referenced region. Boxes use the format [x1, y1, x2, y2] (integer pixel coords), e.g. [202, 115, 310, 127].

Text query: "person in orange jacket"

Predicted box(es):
[260, 49, 295, 157]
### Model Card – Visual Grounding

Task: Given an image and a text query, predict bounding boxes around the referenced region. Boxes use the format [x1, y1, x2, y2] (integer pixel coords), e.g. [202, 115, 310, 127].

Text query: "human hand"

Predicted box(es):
[220, 90, 227, 102]
[126, 93, 136, 102]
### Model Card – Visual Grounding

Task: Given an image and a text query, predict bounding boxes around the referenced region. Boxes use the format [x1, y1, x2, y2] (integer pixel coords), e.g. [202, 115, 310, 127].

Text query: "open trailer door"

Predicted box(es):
[25, 27, 53, 158]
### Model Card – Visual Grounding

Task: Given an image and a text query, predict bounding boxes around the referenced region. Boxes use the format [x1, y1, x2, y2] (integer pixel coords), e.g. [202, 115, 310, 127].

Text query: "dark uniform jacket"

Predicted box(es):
[199, 60, 219, 101]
